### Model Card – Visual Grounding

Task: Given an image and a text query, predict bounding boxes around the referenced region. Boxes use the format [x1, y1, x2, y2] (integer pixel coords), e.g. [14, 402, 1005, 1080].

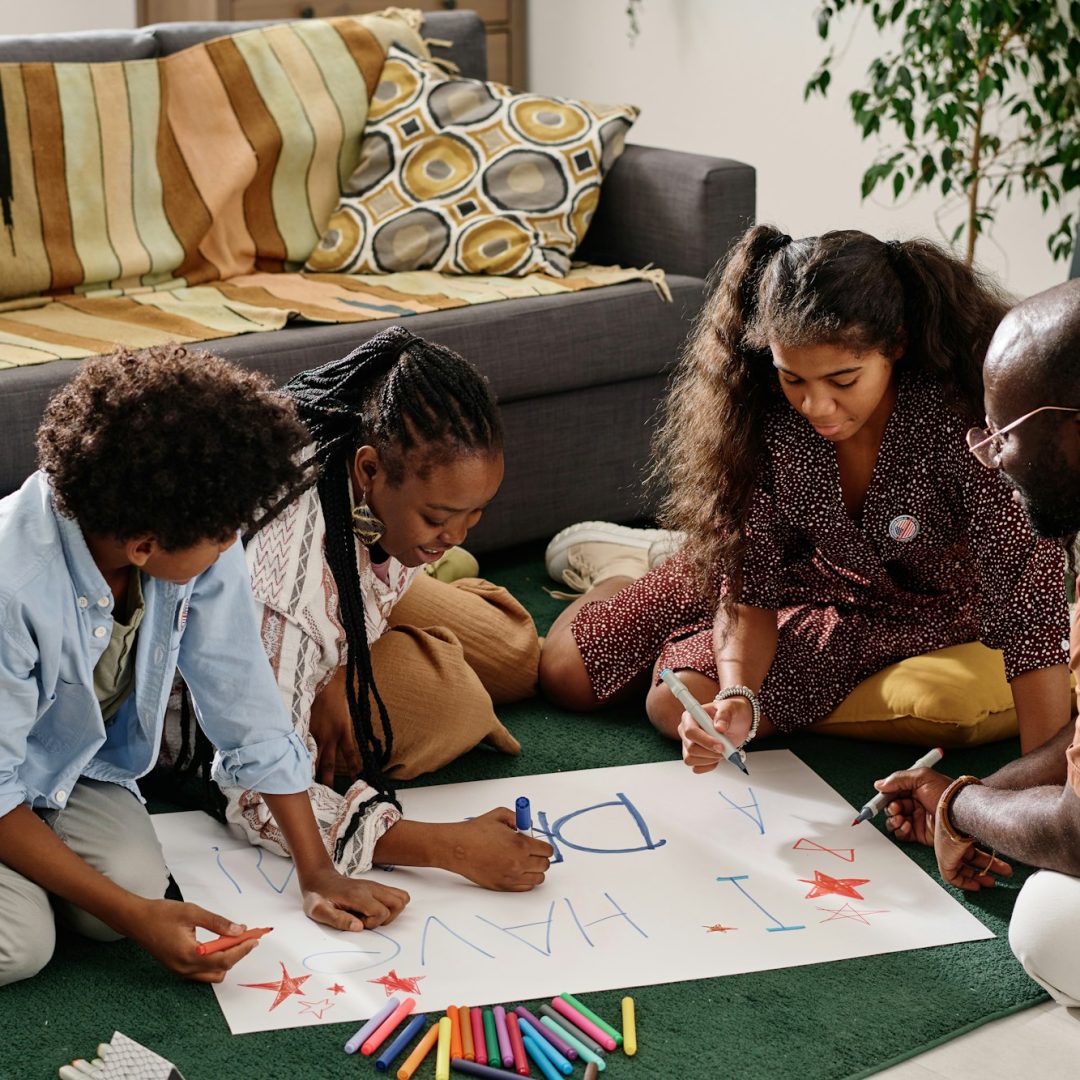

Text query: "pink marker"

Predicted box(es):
[493, 1005, 514, 1068]
[551, 997, 617, 1051]
[360, 996, 416, 1055]
[471, 1004, 488, 1065]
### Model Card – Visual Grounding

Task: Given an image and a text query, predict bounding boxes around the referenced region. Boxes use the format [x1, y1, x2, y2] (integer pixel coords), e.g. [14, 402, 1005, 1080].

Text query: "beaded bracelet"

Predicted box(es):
[936, 775, 983, 844]
[713, 685, 761, 749]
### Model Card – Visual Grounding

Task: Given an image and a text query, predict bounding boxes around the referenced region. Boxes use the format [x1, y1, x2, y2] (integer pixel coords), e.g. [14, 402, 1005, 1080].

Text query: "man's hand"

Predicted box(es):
[442, 808, 553, 891]
[933, 824, 1013, 891]
[298, 866, 410, 931]
[308, 668, 362, 786]
[678, 699, 752, 774]
[122, 898, 263, 982]
[873, 767, 953, 846]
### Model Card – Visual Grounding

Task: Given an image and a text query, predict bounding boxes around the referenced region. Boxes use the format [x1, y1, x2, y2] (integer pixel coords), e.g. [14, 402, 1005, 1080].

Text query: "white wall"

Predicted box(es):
[528, 0, 1070, 299]
[1, 1, 136, 35]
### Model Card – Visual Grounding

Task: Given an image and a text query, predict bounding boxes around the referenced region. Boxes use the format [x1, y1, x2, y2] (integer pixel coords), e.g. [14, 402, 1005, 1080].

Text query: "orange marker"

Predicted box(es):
[195, 926, 272, 956]
[397, 1021, 439, 1080]
[448, 1005, 464, 1059]
[460, 1005, 475, 1061]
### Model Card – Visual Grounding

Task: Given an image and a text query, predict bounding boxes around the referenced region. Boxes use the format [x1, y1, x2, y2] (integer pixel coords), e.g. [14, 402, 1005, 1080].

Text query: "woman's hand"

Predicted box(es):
[678, 698, 752, 774]
[443, 808, 553, 891]
[298, 866, 410, 931]
[873, 767, 952, 846]
[122, 898, 262, 982]
[308, 667, 363, 786]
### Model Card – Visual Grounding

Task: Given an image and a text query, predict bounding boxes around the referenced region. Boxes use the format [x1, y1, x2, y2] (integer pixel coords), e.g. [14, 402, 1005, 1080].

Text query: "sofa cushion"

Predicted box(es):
[0, 30, 158, 63]
[814, 642, 1020, 747]
[306, 44, 638, 279]
[0, 15, 425, 303]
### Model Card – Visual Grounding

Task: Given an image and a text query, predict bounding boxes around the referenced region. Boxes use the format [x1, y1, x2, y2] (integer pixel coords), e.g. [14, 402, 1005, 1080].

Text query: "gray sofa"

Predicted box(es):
[0, 11, 755, 552]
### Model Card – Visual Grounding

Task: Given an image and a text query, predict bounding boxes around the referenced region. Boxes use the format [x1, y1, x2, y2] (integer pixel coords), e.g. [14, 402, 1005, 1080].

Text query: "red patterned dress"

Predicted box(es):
[570, 371, 1070, 731]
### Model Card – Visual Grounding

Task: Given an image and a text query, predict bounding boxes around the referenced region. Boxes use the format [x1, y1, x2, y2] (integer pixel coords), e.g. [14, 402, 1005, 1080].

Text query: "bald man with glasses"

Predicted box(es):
[877, 278, 1080, 1009]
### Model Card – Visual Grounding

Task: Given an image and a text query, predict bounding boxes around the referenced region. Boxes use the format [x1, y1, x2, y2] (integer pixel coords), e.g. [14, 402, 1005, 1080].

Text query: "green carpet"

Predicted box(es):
[0, 544, 1047, 1080]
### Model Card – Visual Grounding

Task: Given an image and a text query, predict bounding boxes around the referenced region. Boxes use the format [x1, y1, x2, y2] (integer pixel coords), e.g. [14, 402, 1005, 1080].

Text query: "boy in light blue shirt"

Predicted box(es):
[0, 345, 409, 987]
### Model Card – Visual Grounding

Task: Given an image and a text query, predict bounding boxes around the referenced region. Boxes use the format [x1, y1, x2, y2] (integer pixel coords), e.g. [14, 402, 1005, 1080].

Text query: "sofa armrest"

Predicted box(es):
[575, 144, 756, 280]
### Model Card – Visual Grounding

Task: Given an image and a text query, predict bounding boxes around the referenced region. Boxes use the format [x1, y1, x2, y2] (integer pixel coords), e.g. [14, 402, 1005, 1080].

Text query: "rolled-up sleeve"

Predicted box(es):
[178, 541, 312, 795]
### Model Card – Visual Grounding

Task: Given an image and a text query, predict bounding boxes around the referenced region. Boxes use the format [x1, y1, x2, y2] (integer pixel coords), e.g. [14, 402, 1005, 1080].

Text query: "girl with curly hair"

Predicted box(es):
[540, 225, 1071, 764]
[222, 325, 551, 889]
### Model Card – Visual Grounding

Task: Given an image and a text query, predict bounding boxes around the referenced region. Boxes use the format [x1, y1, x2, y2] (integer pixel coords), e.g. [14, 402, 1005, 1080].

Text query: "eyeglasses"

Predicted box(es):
[966, 406, 1078, 468]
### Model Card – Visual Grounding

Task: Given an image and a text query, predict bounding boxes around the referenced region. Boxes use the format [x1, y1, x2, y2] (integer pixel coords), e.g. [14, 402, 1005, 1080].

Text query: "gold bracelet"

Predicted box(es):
[936, 775, 983, 844]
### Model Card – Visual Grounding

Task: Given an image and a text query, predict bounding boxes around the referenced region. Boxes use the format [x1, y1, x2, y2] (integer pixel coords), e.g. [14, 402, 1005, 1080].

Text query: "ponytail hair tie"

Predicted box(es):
[883, 239, 907, 270]
[764, 232, 793, 258]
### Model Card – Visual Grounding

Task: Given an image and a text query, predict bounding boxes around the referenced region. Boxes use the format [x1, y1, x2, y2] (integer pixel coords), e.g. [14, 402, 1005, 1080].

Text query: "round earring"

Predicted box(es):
[351, 494, 385, 547]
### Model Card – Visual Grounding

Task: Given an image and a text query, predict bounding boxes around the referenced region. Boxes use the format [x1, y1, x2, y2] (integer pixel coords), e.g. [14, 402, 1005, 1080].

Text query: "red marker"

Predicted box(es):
[195, 926, 273, 956]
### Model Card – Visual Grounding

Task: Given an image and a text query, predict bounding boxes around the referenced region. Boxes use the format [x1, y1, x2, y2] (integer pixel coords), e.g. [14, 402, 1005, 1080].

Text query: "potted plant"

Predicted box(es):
[805, 0, 1079, 266]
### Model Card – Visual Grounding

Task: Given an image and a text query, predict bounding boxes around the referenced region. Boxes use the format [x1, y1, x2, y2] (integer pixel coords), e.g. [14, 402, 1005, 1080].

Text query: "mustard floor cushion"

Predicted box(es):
[815, 641, 1018, 747]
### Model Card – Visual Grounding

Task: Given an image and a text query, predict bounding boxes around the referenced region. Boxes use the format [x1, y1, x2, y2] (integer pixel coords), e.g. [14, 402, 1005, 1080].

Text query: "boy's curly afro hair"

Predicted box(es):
[36, 344, 311, 550]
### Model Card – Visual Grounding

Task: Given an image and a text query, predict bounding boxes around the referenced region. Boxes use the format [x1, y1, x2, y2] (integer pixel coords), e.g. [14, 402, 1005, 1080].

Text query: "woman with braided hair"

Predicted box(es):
[540, 224, 1072, 767]
[228, 325, 551, 889]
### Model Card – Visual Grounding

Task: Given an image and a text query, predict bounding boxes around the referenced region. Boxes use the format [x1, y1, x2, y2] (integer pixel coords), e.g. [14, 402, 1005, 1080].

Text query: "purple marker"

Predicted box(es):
[344, 996, 401, 1054]
[493, 1005, 514, 1068]
[513, 1006, 577, 1061]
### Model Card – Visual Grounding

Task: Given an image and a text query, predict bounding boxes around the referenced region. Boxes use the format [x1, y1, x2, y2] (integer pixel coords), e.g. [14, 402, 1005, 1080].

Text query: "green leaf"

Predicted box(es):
[893, 171, 906, 197]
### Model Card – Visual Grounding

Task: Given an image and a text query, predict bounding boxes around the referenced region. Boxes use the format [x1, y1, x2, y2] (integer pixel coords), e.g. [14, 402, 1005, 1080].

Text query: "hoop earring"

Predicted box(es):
[351, 494, 385, 547]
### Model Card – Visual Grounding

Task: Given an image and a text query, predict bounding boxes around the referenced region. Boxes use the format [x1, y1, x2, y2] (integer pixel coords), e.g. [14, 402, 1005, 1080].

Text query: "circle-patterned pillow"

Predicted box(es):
[306, 46, 639, 278]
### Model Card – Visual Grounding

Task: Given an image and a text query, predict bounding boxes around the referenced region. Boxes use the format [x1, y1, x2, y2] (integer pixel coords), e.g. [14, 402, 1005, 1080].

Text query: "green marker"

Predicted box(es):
[558, 993, 622, 1047]
[482, 1007, 500, 1066]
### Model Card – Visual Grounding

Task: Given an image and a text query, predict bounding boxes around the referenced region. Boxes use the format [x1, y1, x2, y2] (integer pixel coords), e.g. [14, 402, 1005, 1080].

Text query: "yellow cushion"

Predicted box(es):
[815, 642, 1018, 747]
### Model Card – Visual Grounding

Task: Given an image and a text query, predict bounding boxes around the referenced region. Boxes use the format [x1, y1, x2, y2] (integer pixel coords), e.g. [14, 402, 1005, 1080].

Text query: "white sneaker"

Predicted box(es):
[544, 521, 686, 594]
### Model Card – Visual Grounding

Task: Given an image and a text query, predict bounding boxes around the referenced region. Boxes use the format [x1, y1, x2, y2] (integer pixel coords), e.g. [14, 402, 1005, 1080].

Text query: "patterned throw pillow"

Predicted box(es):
[306, 45, 639, 278]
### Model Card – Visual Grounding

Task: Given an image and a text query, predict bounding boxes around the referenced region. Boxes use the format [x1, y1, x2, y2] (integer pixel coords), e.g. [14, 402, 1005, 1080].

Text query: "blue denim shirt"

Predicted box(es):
[0, 472, 311, 818]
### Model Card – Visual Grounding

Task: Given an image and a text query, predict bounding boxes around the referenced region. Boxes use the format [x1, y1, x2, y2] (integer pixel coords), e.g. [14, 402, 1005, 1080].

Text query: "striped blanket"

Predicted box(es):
[0, 14, 424, 302]
[0, 14, 666, 368]
[0, 265, 668, 367]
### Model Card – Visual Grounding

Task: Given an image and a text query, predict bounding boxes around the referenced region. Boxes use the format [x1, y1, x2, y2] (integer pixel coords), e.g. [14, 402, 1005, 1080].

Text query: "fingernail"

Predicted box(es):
[227, 923, 244, 935]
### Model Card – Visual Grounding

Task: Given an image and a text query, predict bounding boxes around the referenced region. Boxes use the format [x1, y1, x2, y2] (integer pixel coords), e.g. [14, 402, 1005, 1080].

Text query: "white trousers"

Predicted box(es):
[1009, 869, 1080, 1007]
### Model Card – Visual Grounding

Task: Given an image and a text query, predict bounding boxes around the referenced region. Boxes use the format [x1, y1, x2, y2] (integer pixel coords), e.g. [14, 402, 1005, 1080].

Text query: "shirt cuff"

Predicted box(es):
[329, 780, 403, 877]
[211, 731, 312, 795]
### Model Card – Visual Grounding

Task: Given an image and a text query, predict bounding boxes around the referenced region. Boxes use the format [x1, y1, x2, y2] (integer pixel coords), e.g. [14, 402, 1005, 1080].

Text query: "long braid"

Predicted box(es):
[280, 326, 502, 858]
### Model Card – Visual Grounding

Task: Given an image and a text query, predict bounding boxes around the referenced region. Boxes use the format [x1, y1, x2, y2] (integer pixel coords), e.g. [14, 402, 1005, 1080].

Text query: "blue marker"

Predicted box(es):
[375, 1011, 427, 1072]
[515, 795, 533, 836]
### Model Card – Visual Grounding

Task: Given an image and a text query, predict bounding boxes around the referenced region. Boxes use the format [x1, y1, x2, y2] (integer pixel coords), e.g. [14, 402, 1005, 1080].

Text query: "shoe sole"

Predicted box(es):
[545, 521, 672, 581]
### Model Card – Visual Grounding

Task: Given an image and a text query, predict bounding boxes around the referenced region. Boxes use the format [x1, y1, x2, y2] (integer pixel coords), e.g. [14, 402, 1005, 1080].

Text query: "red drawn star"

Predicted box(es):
[298, 998, 336, 1019]
[799, 869, 871, 900]
[328, 983, 347, 995]
[369, 969, 425, 995]
[704, 923, 738, 933]
[818, 903, 889, 925]
[793, 837, 856, 862]
[240, 962, 311, 1011]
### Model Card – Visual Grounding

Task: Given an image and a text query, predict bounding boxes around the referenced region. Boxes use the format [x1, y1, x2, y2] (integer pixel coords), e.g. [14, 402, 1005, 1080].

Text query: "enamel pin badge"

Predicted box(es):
[888, 514, 920, 542]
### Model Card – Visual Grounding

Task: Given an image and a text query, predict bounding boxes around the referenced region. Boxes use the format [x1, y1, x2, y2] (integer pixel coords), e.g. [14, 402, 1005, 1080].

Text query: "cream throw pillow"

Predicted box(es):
[306, 45, 638, 277]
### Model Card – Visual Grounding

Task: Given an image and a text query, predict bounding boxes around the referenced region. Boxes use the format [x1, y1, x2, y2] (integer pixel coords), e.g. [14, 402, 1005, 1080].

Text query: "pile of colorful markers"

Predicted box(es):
[343, 991, 638, 1079]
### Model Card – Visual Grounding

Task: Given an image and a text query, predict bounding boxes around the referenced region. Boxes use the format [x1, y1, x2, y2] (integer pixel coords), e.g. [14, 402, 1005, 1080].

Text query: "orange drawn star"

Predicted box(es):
[298, 998, 336, 1019]
[240, 962, 311, 1011]
[704, 923, 738, 933]
[328, 983, 346, 995]
[799, 869, 870, 900]
[370, 969, 425, 995]
[818, 903, 889, 924]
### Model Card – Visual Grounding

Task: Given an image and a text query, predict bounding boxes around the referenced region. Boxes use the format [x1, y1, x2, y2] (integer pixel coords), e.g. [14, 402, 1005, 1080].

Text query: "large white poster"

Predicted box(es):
[153, 752, 992, 1035]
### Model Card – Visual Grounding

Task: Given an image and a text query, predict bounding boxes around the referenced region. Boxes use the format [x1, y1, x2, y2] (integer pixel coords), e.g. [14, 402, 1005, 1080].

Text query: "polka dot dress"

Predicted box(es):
[571, 371, 1069, 732]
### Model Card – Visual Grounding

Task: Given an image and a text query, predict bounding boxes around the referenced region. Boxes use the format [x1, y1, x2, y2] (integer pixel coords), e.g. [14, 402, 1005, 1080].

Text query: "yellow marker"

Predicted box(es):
[435, 1015, 452, 1080]
[396, 1021, 439, 1080]
[621, 996, 637, 1056]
